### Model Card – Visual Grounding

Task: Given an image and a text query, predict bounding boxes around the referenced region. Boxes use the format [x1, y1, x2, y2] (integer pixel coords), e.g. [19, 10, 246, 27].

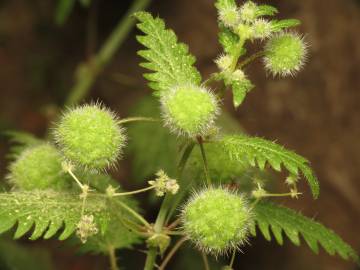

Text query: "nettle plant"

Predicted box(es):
[1, 1, 359, 269]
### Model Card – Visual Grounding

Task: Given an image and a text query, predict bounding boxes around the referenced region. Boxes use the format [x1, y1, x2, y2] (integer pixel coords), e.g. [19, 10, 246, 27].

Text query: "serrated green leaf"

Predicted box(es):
[253, 201, 359, 264]
[256, 5, 278, 17]
[219, 135, 320, 198]
[218, 26, 240, 55]
[231, 78, 254, 108]
[270, 19, 301, 32]
[0, 191, 111, 240]
[134, 12, 201, 96]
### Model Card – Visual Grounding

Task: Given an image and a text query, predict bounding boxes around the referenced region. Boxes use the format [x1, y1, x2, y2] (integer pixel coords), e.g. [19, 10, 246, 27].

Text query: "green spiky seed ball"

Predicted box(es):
[8, 144, 70, 190]
[181, 187, 252, 255]
[55, 104, 125, 171]
[264, 32, 307, 77]
[239, 1, 257, 23]
[219, 7, 240, 28]
[161, 85, 219, 137]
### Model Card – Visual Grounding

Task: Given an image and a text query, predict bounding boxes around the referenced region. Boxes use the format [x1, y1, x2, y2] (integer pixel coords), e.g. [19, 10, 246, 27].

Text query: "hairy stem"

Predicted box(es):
[201, 252, 210, 270]
[143, 142, 195, 270]
[115, 200, 151, 229]
[197, 137, 211, 185]
[108, 245, 119, 270]
[158, 237, 187, 270]
[230, 37, 246, 71]
[118, 117, 160, 124]
[67, 168, 84, 189]
[229, 249, 236, 268]
[65, 0, 152, 106]
[113, 186, 155, 196]
[238, 50, 265, 68]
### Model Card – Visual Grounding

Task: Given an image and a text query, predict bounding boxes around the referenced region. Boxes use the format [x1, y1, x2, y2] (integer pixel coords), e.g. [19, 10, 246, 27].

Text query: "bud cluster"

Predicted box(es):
[148, 170, 179, 196]
[217, 1, 273, 41]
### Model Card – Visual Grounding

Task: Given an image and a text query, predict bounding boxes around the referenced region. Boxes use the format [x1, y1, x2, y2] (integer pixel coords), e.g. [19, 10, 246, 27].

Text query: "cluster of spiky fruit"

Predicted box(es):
[8, 104, 127, 191]
[216, 0, 307, 79]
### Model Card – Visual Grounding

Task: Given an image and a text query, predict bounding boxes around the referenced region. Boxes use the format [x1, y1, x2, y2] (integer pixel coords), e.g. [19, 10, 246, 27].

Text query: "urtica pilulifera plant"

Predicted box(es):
[1, 1, 358, 270]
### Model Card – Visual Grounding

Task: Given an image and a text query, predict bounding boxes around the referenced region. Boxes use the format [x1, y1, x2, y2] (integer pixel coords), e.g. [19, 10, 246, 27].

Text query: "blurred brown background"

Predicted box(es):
[0, 0, 359, 269]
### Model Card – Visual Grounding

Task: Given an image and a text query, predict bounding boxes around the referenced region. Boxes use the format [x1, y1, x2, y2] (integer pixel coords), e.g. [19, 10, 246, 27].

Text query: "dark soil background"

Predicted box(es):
[0, 0, 359, 269]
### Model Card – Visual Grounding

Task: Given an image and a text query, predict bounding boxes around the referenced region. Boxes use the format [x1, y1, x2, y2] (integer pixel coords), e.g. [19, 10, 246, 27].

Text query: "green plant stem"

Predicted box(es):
[65, 0, 152, 106]
[197, 137, 211, 185]
[113, 186, 155, 196]
[229, 249, 236, 268]
[201, 252, 210, 270]
[115, 200, 151, 229]
[165, 142, 196, 222]
[118, 117, 159, 125]
[166, 217, 181, 230]
[230, 37, 246, 71]
[67, 168, 84, 189]
[144, 249, 157, 270]
[158, 237, 187, 270]
[108, 245, 119, 270]
[238, 50, 265, 68]
[203, 72, 222, 86]
[259, 192, 302, 198]
[144, 142, 195, 270]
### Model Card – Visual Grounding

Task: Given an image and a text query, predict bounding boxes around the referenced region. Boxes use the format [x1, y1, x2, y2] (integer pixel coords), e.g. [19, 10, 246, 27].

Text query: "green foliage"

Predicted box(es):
[270, 19, 301, 32]
[126, 96, 178, 182]
[255, 5, 278, 17]
[252, 201, 360, 264]
[0, 237, 54, 270]
[0, 191, 110, 240]
[182, 187, 252, 255]
[219, 135, 320, 198]
[75, 174, 141, 253]
[218, 27, 241, 55]
[8, 144, 71, 191]
[4, 131, 42, 159]
[1, 1, 359, 269]
[55, 104, 126, 171]
[134, 12, 202, 96]
[231, 77, 254, 107]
